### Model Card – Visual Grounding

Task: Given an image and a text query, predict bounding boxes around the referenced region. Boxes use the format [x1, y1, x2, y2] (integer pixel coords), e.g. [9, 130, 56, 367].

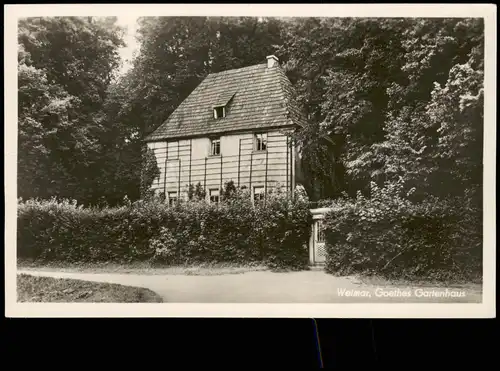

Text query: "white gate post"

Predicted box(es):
[309, 207, 337, 266]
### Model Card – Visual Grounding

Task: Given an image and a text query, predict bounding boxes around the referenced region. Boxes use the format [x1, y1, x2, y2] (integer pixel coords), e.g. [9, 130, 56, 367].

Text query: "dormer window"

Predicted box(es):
[213, 106, 225, 119]
[212, 91, 235, 119]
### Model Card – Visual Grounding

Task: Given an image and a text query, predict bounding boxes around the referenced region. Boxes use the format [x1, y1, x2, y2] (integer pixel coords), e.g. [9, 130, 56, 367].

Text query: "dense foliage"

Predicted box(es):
[279, 17, 483, 203]
[323, 179, 482, 281]
[18, 16, 483, 205]
[18, 17, 484, 280]
[18, 17, 126, 205]
[17, 189, 311, 270]
[278, 17, 483, 281]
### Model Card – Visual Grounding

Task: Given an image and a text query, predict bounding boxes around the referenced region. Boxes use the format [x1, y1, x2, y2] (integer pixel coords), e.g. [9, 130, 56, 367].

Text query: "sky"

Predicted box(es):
[115, 16, 140, 75]
[113, 16, 267, 75]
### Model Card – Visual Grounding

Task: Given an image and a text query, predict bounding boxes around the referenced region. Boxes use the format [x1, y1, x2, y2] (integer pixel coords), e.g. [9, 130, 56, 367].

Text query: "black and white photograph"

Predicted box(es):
[4, 4, 496, 318]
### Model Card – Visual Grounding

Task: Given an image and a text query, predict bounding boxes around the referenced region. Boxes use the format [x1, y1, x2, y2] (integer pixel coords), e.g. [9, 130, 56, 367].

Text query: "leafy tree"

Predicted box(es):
[18, 44, 75, 200]
[279, 18, 412, 199]
[19, 15, 483, 215]
[279, 17, 483, 204]
[363, 18, 484, 202]
[17, 16, 125, 205]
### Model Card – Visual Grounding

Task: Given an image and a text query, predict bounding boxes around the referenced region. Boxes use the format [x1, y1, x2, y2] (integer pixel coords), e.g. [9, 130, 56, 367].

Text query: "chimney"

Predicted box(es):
[266, 55, 279, 68]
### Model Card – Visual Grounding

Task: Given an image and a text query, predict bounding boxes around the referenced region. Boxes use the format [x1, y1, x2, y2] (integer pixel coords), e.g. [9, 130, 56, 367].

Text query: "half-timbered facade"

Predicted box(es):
[144, 55, 306, 203]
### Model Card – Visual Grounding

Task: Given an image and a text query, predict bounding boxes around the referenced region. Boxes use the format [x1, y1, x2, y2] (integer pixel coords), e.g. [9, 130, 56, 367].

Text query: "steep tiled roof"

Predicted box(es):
[145, 62, 306, 141]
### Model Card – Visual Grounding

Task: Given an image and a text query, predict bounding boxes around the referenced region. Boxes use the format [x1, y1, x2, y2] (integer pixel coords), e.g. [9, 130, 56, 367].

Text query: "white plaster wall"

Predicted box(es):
[191, 137, 210, 159]
[147, 129, 295, 198]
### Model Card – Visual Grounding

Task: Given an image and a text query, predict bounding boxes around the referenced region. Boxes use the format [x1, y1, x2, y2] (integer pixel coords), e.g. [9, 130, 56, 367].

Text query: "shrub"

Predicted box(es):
[17, 197, 165, 263]
[322, 179, 482, 281]
[255, 190, 311, 270]
[187, 182, 206, 201]
[17, 190, 311, 270]
[150, 188, 311, 269]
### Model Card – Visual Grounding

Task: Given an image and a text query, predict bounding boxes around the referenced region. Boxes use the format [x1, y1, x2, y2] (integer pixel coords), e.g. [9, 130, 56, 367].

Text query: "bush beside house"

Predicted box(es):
[17, 188, 311, 270]
[17, 179, 481, 280]
[322, 180, 482, 282]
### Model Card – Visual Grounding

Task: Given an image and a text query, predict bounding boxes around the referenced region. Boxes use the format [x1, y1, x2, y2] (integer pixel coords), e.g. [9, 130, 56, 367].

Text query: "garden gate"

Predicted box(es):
[308, 207, 331, 266]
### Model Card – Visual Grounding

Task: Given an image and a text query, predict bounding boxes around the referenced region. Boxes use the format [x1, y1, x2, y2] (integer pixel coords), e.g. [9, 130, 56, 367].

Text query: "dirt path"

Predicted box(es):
[17, 269, 482, 303]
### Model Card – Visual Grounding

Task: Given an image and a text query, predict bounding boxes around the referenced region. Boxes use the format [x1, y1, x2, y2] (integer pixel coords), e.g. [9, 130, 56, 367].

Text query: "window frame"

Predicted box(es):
[253, 186, 265, 204]
[254, 132, 268, 152]
[209, 188, 220, 204]
[168, 191, 178, 206]
[210, 137, 221, 156]
[213, 106, 225, 119]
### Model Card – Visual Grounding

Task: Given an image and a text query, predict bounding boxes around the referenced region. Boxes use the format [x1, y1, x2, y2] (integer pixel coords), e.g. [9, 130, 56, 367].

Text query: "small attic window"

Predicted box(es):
[213, 106, 225, 119]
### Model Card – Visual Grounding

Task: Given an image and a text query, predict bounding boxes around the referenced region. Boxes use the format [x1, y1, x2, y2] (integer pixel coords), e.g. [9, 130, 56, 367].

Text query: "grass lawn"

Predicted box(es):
[18, 259, 270, 276]
[17, 273, 163, 303]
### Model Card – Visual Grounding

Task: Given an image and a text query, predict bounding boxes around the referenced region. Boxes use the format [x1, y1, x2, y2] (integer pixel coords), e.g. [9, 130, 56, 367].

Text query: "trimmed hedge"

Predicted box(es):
[17, 190, 312, 270]
[322, 181, 482, 282]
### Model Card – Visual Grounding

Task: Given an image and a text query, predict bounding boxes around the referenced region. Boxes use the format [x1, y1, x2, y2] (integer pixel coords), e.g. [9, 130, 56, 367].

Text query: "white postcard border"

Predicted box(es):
[4, 4, 496, 318]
